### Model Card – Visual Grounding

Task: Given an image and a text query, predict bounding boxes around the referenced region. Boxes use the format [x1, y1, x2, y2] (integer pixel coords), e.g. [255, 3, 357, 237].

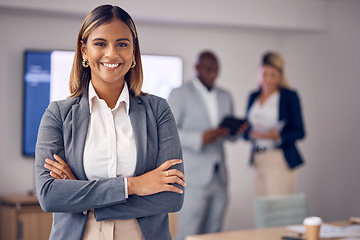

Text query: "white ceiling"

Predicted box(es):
[0, 0, 327, 31]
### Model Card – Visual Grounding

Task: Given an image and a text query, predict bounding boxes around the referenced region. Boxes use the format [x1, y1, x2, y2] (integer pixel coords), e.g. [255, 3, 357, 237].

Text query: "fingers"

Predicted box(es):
[165, 176, 186, 188]
[159, 159, 186, 187]
[164, 184, 184, 194]
[165, 169, 185, 181]
[238, 122, 249, 133]
[203, 128, 229, 144]
[220, 128, 230, 136]
[44, 158, 67, 175]
[45, 157, 65, 171]
[44, 155, 77, 180]
[44, 159, 67, 180]
[217, 127, 229, 133]
[49, 171, 62, 180]
[128, 159, 185, 196]
[53, 154, 66, 164]
[163, 169, 186, 190]
[158, 159, 183, 171]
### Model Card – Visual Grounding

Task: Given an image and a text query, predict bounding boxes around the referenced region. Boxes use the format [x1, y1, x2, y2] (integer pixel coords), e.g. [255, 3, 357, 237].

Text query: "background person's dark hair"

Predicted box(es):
[197, 50, 219, 66]
[69, 4, 144, 98]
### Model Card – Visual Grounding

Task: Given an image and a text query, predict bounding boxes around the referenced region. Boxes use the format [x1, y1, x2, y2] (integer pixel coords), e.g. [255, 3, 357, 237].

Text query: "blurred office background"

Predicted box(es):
[0, 0, 359, 231]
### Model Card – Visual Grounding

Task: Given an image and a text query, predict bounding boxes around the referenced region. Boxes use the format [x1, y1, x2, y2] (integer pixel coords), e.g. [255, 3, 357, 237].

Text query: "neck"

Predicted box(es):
[261, 87, 279, 96]
[198, 79, 213, 92]
[93, 81, 124, 109]
[205, 85, 213, 92]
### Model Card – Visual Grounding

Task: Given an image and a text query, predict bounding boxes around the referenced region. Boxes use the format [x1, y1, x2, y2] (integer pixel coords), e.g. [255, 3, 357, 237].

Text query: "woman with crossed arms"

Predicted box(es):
[35, 5, 185, 240]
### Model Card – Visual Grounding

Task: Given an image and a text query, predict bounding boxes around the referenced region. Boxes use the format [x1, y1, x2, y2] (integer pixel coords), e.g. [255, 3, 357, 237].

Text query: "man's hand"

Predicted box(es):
[202, 127, 230, 145]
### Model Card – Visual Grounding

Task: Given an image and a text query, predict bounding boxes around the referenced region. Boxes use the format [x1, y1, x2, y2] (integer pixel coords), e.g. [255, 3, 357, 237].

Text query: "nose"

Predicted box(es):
[105, 45, 117, 58]
[263, 73, 271, 83]
[207, 68, 218, 78]
[263, 76, 269, 83]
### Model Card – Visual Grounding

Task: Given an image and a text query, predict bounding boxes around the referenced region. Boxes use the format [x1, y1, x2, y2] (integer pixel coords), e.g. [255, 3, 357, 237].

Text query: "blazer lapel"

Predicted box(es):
[189, 81, 211, 127]
[129, 94, 147, 177]
[216, 90, 229, 119]
[70, 96, 90, 180]
[279, 88, 286, 121]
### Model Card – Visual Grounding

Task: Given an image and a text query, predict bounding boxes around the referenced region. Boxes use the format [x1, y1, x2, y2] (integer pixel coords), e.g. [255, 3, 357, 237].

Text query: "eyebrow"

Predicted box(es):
[92, 38, 131, 42]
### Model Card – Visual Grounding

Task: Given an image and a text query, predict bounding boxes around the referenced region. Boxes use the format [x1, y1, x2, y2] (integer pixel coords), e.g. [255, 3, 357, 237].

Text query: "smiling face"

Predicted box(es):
[259, 64, 281, 93]
[81, 18, 134, 90]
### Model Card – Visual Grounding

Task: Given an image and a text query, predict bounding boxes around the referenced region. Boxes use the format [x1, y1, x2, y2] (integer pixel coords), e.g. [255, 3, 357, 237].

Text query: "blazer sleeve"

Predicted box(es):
[242, 91, 258, 141]
[94, 98, 184, 221]
[279, 90, 305, 146]
[35, 101, 128, 213]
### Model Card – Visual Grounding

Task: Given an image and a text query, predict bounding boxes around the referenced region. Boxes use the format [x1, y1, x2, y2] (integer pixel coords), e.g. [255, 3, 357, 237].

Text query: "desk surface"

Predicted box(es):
[186, 221, 349, 240]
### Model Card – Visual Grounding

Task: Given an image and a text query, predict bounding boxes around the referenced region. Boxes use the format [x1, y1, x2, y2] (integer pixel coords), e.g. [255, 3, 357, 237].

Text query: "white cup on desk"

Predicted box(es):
[303, 216, 323, 240]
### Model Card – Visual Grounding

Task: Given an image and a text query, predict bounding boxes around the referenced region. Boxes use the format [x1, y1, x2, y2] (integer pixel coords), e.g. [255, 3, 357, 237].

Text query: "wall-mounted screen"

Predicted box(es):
[22, 50, 183, 156]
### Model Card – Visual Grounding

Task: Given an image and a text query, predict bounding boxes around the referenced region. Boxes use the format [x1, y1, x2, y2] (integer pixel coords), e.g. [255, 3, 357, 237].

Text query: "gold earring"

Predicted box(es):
[82, 59, 89, 68]
[131, 59, 136, 68]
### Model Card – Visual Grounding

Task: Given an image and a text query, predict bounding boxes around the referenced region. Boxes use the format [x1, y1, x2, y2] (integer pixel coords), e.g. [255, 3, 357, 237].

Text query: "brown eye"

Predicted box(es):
[117, 42, 128, 47]
[95, 42, 105, 46]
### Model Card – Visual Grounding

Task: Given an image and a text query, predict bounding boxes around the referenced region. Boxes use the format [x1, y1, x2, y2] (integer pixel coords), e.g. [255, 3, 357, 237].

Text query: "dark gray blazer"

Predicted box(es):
[35, 93, 184, 240]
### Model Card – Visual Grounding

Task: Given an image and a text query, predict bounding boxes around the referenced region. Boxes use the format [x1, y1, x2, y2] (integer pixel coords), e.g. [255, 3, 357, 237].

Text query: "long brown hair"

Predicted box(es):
[69, 5, 145, 98]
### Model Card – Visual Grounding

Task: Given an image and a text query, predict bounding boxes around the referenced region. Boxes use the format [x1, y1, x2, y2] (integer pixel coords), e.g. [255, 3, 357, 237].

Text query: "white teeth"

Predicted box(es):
[102, 63, 119, 68]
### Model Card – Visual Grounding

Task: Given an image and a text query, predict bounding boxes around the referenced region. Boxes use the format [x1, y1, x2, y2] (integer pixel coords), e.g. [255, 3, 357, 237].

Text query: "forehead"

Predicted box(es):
[262, 65, 280, 73]
[88, 18, 133, 41]
[199, 56, 218, 67]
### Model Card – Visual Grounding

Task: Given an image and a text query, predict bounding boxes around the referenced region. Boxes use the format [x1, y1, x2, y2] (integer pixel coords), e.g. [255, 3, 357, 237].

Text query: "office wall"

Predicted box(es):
[0, 0, 359, 231]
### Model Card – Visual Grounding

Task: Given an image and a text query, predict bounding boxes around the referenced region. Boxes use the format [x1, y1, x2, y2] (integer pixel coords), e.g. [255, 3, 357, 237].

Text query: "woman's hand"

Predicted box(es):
[44, 154, 77, 180]
[237, 122, 249, 134]
[127, 159, 185, 196]
[250, 129, 281, 141]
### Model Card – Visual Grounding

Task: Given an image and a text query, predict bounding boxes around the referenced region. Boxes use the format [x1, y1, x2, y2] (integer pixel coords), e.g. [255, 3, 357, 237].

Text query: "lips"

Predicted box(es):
[101, 63, 120, 69]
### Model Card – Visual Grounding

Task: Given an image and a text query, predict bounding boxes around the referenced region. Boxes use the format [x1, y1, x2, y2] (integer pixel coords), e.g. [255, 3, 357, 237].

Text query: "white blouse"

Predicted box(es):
[248, 91, 283, 148]
[82, 81, 141, 239]
[83, 81, 136, 191]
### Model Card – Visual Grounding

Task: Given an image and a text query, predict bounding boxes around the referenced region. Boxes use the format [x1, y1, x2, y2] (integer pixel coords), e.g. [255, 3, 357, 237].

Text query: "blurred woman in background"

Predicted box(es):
[243, 51, 305, 196]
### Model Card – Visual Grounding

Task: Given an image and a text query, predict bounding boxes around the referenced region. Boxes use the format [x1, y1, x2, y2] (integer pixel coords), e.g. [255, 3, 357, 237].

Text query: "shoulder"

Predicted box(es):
[50, 96, 81, 108]
[248, 88, 261, 101]
[215, 86, 231, 95]
[135, 94, 174, 123]
[280, 87, 300, 99]
[168, 81, 196, 104]
[245, 89, 261, 109]
[171, 81, 194, 94]
[215, 86, 233, 103]
[137, 94, 169, 111]
[46, 96, 84, 119]
[138, 93, 165, 104]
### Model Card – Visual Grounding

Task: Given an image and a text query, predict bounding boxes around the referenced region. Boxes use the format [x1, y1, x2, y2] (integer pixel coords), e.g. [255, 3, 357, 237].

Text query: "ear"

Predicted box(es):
[195, 63, 200, 72]
[80, 40, 87, 59]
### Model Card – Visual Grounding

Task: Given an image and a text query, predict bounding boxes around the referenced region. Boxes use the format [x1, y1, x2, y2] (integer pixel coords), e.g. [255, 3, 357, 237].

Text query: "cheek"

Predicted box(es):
[125, 57, 133, 69]
[272, 75, 281, 84]
[261, 74, 269, 83]
[87, 50, 100, 63]
[124, 51, 134, 63]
